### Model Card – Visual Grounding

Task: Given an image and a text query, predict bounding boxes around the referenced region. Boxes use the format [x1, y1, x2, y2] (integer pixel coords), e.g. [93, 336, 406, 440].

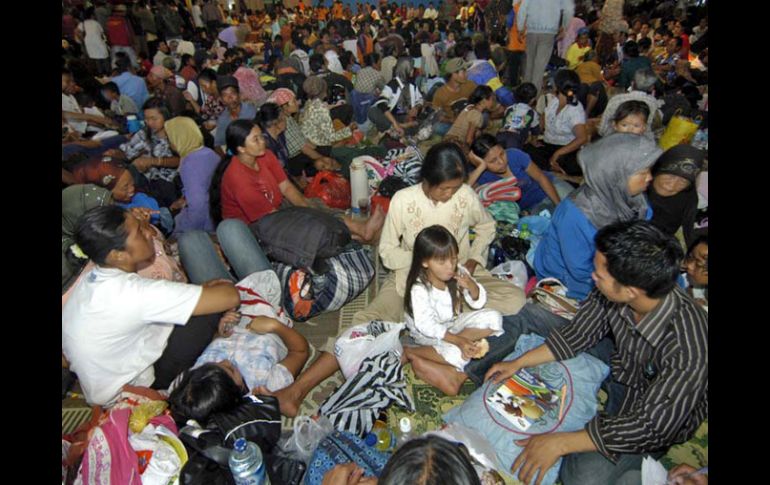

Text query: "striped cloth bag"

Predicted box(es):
[474, 176, 522, 207]
[273, 245, 375, 322]
[318, 351, 414, 436]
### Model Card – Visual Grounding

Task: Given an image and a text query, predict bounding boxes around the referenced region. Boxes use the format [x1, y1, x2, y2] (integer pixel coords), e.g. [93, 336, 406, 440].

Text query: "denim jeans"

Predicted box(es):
[559, 450, 664, 485]
[464, 303, 618, 396]
[177, 219, 271, 284]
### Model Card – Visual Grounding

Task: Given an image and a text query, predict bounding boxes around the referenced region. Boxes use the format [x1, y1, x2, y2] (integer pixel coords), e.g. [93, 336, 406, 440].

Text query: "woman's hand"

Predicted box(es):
[549, 152, 566, 174]
[217, 310, 241, 338]
[169, 197, 187, 212]
[132, 156, 156, 172]
[248, 315, 279, 334]
[392, 123, 405, 136]
[130, 207, 154, 225]
[322, 463, 372, 485]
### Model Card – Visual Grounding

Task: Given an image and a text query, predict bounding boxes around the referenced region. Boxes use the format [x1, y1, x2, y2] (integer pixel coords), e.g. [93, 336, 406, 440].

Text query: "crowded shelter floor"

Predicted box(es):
[62, 0, 708, 484]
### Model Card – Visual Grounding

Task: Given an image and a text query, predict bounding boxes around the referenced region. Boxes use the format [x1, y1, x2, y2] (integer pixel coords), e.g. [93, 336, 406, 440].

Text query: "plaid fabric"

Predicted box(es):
[285, 116, 307, 159]
[319, 351, 414, 436]
[353, 67, 385, 95]
[273, 245, 375, 321]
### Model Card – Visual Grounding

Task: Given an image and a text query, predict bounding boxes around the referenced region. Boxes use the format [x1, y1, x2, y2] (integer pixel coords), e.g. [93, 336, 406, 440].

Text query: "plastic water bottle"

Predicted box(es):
[396, 417, 414, 448]
[228, 438, 270, 485]
[126, 115, 141, 134]
[350, 158, 369, 214]
[365, 419, 394, 452]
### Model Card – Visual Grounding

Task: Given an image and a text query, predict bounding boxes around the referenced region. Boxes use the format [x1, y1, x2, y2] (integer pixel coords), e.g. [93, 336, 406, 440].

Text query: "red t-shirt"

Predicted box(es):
[221, 152, 287, 224]
[106, 17, 133, 46]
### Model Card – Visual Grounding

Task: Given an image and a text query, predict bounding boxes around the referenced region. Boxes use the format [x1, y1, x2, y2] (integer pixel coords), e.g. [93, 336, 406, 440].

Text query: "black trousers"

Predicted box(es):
[152, 312, 221, 389]
[525, 142, 582, 177]
[506, 50, 525, 87]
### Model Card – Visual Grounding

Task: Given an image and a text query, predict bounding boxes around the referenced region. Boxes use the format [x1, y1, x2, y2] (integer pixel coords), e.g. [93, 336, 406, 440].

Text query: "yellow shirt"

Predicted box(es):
[566, 43, 591, 70]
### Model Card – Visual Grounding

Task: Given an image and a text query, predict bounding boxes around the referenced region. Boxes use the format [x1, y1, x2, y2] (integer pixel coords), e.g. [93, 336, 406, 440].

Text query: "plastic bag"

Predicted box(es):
[280, 415, 335, 465]
[304, 171, 351, 210]
[334, 321, 405, 379]
[490, 260, 529, 289]
[659, 111, 700, 150]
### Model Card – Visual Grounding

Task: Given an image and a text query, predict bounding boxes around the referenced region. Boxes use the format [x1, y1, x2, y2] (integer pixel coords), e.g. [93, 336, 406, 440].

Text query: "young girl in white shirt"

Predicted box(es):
[403, 225, 503, 394]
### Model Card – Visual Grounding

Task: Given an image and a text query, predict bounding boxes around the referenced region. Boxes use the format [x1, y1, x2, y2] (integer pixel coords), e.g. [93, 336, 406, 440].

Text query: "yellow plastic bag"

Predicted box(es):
[659, 111, 700, 151]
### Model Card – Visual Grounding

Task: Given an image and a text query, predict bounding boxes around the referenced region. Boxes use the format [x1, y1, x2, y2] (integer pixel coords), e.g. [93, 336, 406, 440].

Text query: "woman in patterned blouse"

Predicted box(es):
[102, 97, 182, 207]
[299, 76, 357, 148]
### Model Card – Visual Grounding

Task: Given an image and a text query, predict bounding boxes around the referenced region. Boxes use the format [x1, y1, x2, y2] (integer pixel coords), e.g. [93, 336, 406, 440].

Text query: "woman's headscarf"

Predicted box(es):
[652, 145, 706, 185]
[570, 133, 663, 228]
[324, 50, 344, 74]
[165, 117, 204, 159]
[233, 66, 268, 104]
[71, 157, 128, 190]
[62, 184, 112, 290]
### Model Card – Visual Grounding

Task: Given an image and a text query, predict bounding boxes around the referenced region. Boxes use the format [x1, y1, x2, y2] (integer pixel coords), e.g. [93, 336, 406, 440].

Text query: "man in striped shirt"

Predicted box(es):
[484, 220, 708, 485]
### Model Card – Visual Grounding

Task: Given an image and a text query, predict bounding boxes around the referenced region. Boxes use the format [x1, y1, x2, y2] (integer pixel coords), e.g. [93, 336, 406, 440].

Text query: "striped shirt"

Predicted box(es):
[546, 287, 708, 462]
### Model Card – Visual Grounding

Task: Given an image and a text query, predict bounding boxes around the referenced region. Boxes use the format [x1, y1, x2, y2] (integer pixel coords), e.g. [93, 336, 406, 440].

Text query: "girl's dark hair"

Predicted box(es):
[364, 52, 381, 67]
[168, 364, 244, 424]
[209, 119, 256, 225]
[469, 85, 494, 105]
[514, 82, 537, 104]
[554, 69, 581, 106]
[469, 133, 499, 159]
[404, 226, 461, 318]
[74, 206, 129, 266]
[181, 53, 193, 67]
[638, 37, 652, 51]
[421, 142, 467, 186]
[613, 100, 650, 123]
[622, 40, 640, 58]
[255, 102, 282, 131]
[379, 435, 481, 485]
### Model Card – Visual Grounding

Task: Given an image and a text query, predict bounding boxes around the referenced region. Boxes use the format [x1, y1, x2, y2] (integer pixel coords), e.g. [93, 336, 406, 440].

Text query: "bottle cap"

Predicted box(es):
[399, 417, 412, 433]
[233, 437, 247, 452]
[364, 433, 378, 447]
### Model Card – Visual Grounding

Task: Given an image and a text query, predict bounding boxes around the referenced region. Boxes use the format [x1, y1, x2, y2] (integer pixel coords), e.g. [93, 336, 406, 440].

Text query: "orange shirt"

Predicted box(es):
[507, 3, 525, 52]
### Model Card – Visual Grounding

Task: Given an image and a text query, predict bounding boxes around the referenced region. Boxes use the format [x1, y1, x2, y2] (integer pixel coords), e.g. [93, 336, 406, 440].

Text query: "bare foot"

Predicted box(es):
[254, 384, 303, 418]
[409, 354, 467, 396]
[363, 205, 386, 242]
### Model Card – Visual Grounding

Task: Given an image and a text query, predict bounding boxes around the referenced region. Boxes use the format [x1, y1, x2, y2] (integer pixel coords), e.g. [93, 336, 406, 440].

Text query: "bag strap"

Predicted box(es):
[179, 428, 232, 467]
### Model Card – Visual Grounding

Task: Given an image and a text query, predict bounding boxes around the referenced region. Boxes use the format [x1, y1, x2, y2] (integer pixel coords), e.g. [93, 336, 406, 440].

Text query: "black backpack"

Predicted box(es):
[179, 395, 306, 485]
[251, 207, 352, 274]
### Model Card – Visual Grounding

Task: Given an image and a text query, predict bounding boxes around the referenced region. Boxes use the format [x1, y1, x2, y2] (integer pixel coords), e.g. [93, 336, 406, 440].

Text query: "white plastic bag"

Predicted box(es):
[280, 415, 335, 464]
[334, 321, 405, 379]
[490, 260, 529, 289]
